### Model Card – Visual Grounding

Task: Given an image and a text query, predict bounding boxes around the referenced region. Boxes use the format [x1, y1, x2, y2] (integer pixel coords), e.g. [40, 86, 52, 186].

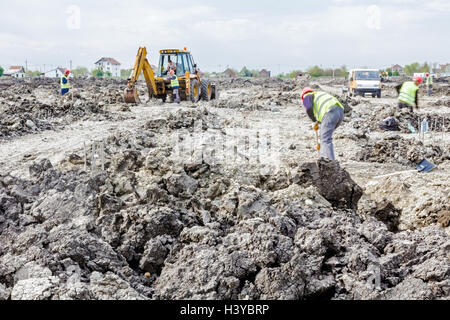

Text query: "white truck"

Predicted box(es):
[348, 69, 381, 98]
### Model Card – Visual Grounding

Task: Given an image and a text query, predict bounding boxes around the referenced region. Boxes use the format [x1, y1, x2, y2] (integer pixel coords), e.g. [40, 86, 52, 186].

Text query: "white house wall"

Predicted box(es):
[95, 59, 121, 77]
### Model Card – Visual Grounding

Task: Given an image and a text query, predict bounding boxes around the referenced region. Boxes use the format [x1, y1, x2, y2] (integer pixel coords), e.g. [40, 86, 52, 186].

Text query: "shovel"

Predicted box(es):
[314, 125, 320, 159]
[372, 159, 436, 179]
[416, 159, 435, 173]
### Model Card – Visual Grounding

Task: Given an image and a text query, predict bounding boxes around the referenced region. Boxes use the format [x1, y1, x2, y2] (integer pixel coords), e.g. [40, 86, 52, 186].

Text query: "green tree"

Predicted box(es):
[120, 69, 133, 79]
[239, 66, 252, 77]
[72, 66, 89, 78]
[306, 65, 325, 77]
[420, 62, 430, 73]
[92, 69, 104, 77]
[287, 70, 302, 78]
[25, 70, 42, 78]
[0, 66, 3, 77]
[393, 71, 400, 76]
[404, 62, 420, 76]
[105, 71, 112, 78]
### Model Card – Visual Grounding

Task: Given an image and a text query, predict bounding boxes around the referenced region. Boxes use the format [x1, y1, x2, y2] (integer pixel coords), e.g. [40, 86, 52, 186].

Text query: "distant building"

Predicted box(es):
[43, 67, 70, 78]
[94, 57, 121, 77]
[4, 66, 25, 78]
[256, 69, 271, 78]
[439, 63, 450, 73]
[391, 64, 403, 74]
[223, 68, 237, 78]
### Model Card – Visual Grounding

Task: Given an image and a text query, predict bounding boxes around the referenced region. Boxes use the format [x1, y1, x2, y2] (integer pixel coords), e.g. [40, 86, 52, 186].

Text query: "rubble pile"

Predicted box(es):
[0, 77, 449, 301]
[0, 79, 130, 139]
[354, 135, 449, 165]
[1, 110, 449, 300]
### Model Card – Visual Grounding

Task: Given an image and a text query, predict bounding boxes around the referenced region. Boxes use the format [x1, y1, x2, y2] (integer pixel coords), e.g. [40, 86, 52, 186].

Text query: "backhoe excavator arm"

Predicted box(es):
[124, 47, 157, 104]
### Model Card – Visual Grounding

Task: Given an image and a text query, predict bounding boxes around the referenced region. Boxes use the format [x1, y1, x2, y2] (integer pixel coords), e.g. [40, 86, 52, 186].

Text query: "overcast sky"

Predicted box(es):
[0, 0, 448, 74]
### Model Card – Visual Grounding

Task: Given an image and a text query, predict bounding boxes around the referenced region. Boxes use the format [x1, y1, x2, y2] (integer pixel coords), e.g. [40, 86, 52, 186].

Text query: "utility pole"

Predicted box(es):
[70, 60, 72, 70]
[25, 60, 28, 72]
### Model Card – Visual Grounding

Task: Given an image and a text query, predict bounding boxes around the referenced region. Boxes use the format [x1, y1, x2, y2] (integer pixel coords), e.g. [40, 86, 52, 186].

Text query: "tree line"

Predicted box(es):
[0, 62, 442, 79]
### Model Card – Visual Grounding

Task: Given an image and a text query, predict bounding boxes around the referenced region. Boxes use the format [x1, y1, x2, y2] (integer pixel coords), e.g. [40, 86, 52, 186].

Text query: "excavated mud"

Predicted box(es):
[0, 78, 130, 139]
[355, 135, 450, 165]
[0, 77, 449, 300]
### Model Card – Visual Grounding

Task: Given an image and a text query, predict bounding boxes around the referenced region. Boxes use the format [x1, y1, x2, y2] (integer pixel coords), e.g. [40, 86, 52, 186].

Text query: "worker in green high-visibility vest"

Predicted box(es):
[168, 69, 180, 104]
[301, 87, 345, 161]
[425, 73, 433, 96]
[395, 75, 422, 113]
[60, 69, 71, 96]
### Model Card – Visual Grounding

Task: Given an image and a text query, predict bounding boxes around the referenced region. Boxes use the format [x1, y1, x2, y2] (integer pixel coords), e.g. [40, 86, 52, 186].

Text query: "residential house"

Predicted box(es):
[256, 69, 271, 78]
[94, 57, 121, 77]
[391, 64, 403, 74]
[43, 67, 71, 78]
[223, 68, 237, 78]
[4, 66, 25, 78]
[439, 63, 450, 73]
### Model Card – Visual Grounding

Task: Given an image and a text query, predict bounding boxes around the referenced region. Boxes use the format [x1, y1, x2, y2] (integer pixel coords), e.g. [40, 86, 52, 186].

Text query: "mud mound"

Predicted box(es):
[1, 114, 449, 300]
[1, 156, 448, 300]
[1, 77, 449, 301]
[0, 79, 131, 139]
[214, 78, 297, 91]
[364, 176, 450, 231]
[355, 135, 449, 165]
[294, 159, 363, 210]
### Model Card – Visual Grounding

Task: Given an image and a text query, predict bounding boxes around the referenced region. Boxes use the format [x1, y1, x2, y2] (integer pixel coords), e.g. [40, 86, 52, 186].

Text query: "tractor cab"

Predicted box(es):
[158, 49, 197, 77]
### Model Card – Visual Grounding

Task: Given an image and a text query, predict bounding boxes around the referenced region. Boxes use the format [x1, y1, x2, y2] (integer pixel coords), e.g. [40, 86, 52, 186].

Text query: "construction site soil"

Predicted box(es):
[0, 77, 449, 300]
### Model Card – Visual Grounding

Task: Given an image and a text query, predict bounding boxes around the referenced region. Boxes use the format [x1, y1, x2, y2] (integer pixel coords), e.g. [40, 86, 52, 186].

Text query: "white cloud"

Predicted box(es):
[0, 1, 448, 72]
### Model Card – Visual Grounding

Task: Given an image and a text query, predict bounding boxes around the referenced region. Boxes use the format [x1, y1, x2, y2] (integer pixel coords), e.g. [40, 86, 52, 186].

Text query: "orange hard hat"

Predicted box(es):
[301, 87, 314, 100]
[413, 75, 423, 84]
[169, 69, 175, 75]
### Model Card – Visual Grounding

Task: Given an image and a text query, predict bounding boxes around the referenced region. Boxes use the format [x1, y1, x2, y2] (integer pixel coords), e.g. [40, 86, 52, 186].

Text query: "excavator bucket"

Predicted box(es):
[124, 87, 141, 104]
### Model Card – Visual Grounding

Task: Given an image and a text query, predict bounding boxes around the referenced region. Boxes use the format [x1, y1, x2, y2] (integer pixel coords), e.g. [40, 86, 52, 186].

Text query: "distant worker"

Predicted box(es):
[168, 69, 180, 104]
[167, 60, 177, 74]
[425, 73, 433, 96]
[396, 75, 422, 112]
[301, 87, 345, 161]
[60, 69, 70, 96]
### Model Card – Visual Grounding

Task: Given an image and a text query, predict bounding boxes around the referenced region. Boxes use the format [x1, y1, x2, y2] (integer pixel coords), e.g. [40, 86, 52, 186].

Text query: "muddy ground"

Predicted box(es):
[0, 77, 449, 300]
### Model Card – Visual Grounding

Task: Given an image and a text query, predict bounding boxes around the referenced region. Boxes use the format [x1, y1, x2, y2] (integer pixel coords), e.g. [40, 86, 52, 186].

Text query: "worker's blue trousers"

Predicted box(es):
[61, 88, 69, 96]
[320, 105, 344, 161]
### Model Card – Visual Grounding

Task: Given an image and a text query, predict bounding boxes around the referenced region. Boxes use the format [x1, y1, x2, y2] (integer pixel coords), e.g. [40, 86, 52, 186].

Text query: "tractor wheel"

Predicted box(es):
[189, 79, 200, 103]
[201, 79, 212, 101]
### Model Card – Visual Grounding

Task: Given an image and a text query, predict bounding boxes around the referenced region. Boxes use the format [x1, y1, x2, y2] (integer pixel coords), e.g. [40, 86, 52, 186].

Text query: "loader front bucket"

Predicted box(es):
[124, 87, 141, 104]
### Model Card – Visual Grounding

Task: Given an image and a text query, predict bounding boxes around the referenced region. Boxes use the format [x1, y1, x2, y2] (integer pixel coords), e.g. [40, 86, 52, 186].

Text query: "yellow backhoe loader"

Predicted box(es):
[124, 47, 218, 104]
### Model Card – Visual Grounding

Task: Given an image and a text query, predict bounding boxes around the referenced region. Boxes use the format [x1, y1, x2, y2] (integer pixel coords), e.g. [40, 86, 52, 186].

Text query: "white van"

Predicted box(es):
[348, 69, 381, 98]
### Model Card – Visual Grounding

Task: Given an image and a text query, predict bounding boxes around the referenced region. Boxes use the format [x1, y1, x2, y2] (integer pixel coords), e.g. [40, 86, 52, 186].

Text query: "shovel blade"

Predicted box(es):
[416, 159, 436, 173]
